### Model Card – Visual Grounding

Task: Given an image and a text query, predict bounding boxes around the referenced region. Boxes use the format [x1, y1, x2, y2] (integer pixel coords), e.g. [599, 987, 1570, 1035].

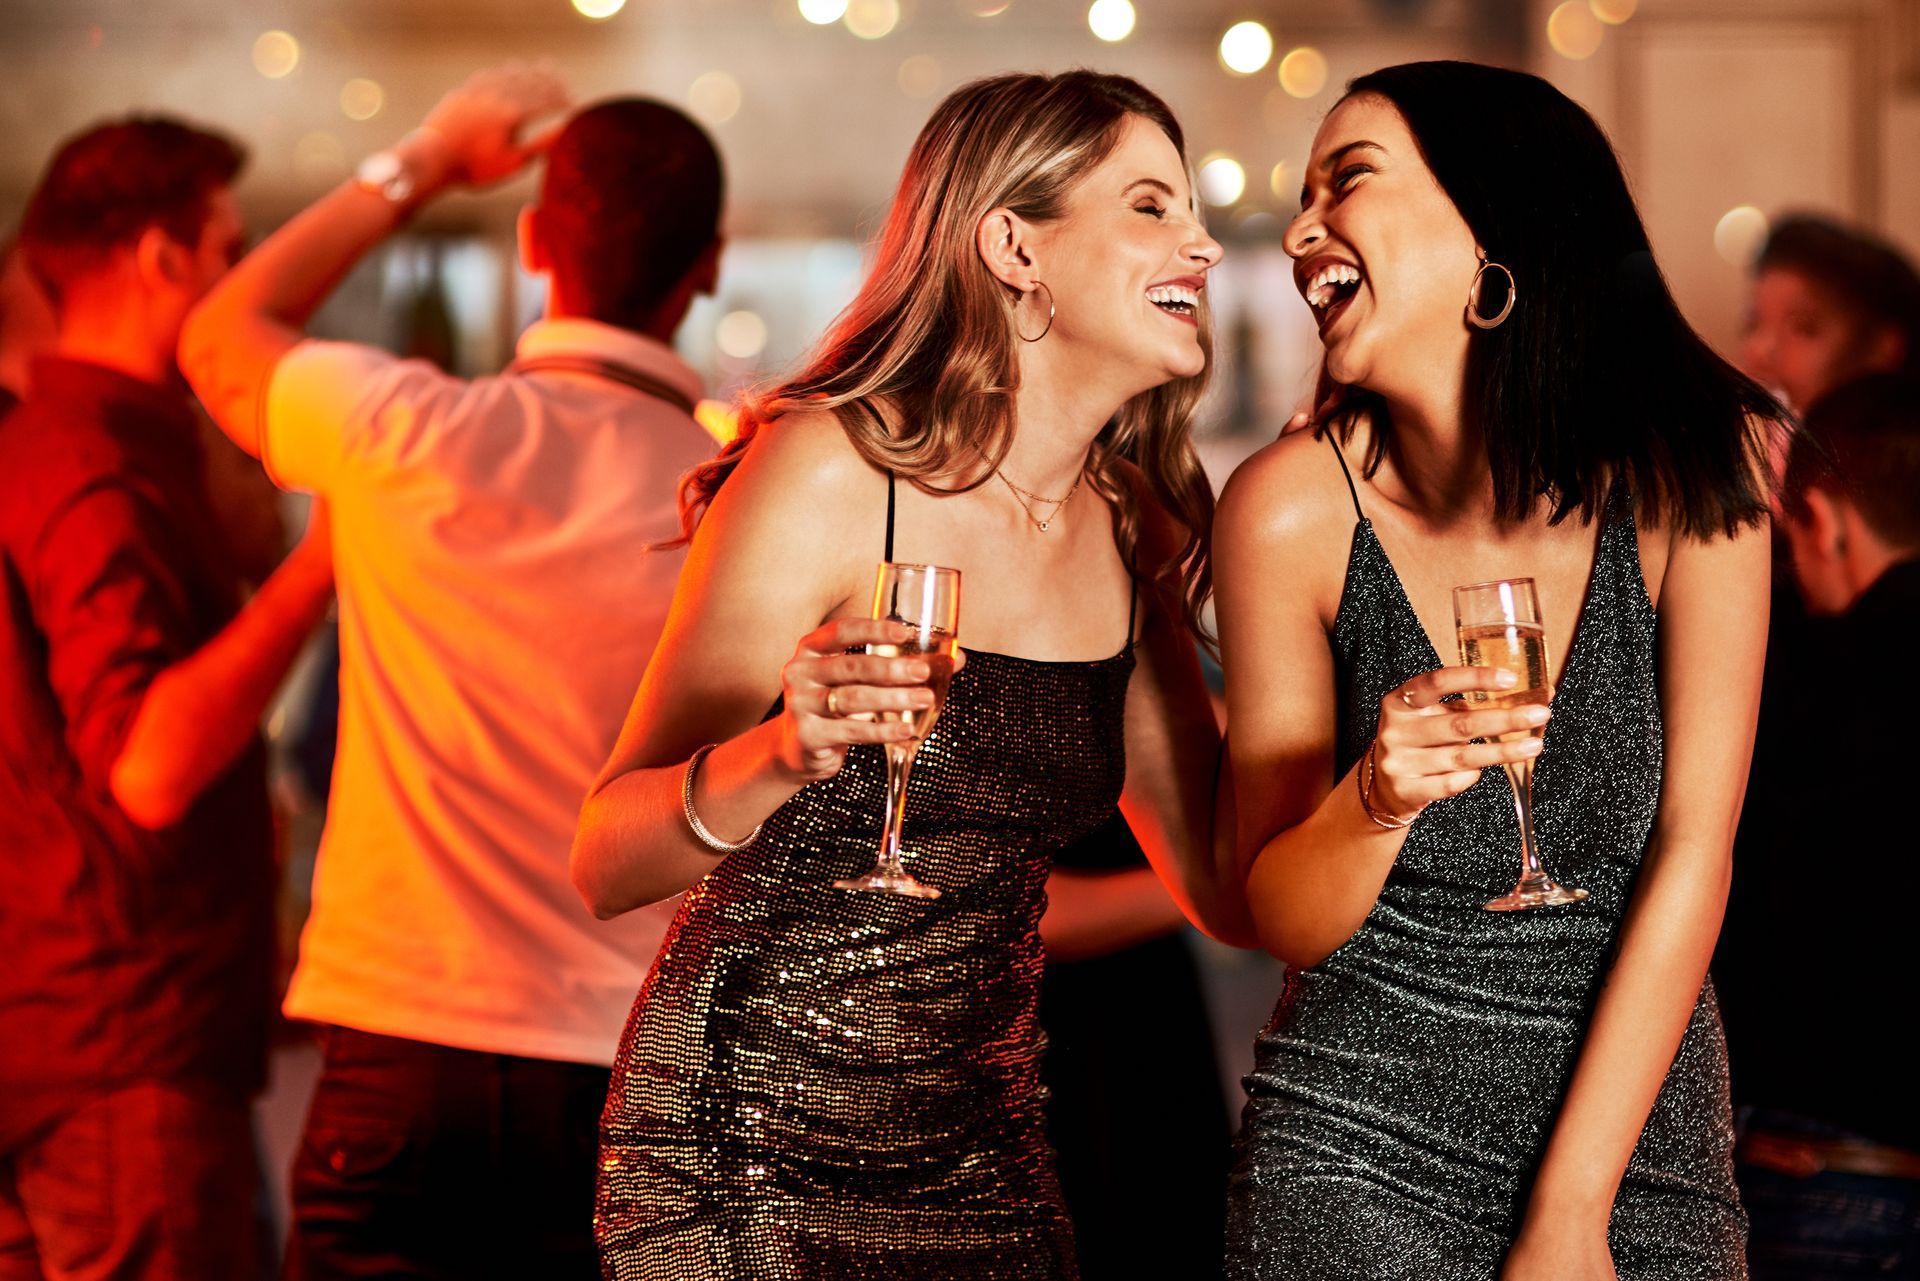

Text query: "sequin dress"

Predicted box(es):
[596, 475, 1131, 1280]
[1224, 440, 1747, 1280]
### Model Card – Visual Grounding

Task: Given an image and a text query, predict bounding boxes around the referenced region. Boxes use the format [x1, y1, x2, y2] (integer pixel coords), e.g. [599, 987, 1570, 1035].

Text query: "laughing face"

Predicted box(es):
[1285, 94, 1480, 404]
[1023, 113, 1224, 391]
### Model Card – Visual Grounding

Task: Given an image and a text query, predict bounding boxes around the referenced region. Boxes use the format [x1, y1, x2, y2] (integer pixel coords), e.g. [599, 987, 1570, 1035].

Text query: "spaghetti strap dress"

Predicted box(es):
[595, 472, 1136, 1281]
[1223, 437, 1747, 1280]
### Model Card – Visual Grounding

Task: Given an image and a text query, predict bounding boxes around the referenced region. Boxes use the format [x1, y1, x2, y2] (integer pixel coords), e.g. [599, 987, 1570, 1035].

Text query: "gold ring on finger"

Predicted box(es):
[826, 687, 842, 718]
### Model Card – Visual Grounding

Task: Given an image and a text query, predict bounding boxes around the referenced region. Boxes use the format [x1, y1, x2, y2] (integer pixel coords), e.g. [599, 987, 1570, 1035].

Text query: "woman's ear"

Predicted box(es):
[975, 207, 1038, 292]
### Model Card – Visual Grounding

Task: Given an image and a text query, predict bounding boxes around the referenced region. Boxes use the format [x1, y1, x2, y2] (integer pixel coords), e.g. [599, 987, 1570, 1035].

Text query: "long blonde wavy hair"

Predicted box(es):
[679, 70, 1217, 638]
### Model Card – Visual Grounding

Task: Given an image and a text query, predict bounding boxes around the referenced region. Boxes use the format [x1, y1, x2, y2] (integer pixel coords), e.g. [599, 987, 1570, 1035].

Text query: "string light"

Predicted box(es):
[1547, 1, 1604, 59]
[1714, 206, 1769, 266]
[1198, 155, 1247, 207]
[1087, 0, 1135, 42]
[798, 0, 847, 23]
[689, 70, 742, 125]
[1278, 47, 1328, 98]
[252, 31, 299, 79]
[571, 0, 626, 18]
[1219, 21, 1274, 75]
[716, 310, 769, 359]
[340, 79, 384, 121]
[1590, 0, 1636, 23]
[844, 0, 900, 39]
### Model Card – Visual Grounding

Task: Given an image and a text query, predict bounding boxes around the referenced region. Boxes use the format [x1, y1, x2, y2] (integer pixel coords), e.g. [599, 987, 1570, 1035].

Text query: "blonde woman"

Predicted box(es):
[570, 72, 1244, 1279]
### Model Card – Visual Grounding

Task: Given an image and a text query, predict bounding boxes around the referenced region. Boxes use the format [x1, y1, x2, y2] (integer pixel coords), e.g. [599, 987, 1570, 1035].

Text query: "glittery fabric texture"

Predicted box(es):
[596, 646, 1132, 1281]
[1225, 475, 1748, 1280]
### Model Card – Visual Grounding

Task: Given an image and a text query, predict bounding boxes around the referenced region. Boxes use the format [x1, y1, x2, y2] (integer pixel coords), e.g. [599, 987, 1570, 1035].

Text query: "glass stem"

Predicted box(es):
[1503, 757, 1545, 882]
[877, 743, 918, 878]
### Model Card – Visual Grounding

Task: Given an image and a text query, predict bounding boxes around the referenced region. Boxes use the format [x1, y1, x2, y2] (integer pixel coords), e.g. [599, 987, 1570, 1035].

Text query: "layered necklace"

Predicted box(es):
[993, 462, 1087, 533]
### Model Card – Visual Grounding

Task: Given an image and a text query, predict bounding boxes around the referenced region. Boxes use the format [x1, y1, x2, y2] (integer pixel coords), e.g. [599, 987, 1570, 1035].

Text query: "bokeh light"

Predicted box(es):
[1198, 154, 1247, 207]
[1590, 0, 1637, 23]
[798, 0, 847, 24]
[1714, 205, 1770, 267]
[965, 0, 1013, 15]
[897, 54, 942, 98]
[689, 70, 742, 125]
[1278, 47, 1329, 98]
[1087, 0, 1135, 42]
[1268, 161, 1291, 200]
[1547, 1, 1605, 59]
[1219, 21, 1274, 75]
[252, 31, 300, 79]
[571, 0, 626, 19]
[340, 79, 384, 122]
[716, 310, 769, 359]
[844, 0, 900, 39]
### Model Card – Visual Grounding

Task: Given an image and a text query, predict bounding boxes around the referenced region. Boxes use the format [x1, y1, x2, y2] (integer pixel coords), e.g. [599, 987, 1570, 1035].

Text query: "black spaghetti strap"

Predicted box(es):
[884, 471, 896, 563]
[1125, 579, 1139, 649]
[1326, 433, 1365, 520]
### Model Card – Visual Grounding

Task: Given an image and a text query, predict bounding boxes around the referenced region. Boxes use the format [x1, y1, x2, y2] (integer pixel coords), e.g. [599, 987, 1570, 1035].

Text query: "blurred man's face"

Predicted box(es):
[1781, 498, 1853, 617]
[183, 186, 246, 304]
[1740, 266, 1903, 414]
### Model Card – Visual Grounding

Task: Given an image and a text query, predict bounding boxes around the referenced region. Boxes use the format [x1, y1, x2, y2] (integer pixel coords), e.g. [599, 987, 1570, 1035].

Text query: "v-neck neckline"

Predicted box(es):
[1346, 494, 1619, 716]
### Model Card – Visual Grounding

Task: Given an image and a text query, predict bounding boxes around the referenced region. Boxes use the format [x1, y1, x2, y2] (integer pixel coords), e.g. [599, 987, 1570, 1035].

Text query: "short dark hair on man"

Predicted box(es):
[537, 99, 723, 330]
[19, 116, 246, 303]
[1784, 373, 1920, 550]
[1758, 216, 1920, 364]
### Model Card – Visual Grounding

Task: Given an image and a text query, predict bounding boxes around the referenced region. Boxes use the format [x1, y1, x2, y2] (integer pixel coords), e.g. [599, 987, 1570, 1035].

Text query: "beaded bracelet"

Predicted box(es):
[682, 744, 763, 853]
[1358, 741, 1423, 831]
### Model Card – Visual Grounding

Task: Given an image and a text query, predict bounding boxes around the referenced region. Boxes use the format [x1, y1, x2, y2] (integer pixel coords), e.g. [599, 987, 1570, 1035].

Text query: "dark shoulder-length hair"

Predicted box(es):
[1321, 60, 1782, 537]
[679, 71, 1216, 638]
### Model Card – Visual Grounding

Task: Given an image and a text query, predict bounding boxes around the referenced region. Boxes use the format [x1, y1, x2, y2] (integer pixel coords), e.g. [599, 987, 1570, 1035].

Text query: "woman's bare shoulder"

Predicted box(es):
[1217, 428, 1361, 557]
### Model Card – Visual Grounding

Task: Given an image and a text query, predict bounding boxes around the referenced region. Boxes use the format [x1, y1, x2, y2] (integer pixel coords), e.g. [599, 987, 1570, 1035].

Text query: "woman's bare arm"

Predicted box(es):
[569, 412, 932, 918]
[1503, 516, 1769, 1278]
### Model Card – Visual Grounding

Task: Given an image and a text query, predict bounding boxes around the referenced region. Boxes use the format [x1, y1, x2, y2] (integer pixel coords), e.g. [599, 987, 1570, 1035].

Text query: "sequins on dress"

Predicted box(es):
[1224, 439, 1747, 1280]
[595, 474, 1130, 1280]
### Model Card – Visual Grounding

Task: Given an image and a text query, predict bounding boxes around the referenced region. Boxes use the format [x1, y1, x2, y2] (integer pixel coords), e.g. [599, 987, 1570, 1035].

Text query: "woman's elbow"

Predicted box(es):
[108, 752, 190, 831]
[570, 804, 634, 920]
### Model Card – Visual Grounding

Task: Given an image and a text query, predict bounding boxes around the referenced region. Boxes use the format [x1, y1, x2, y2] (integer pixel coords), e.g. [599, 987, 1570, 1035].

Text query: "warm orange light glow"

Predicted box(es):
[695, 398, 744, 445]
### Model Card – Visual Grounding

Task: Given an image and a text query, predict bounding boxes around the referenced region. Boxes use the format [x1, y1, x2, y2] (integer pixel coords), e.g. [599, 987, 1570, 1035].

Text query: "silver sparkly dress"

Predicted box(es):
[595, 476, 1129, 1280]
[1224, 441, 1747, 1280]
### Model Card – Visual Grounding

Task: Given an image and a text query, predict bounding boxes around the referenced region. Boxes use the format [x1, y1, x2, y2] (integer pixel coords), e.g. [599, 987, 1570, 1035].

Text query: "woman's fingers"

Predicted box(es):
[805, 650, 933, 690]
[815, 683, 934, 718]
[1390, 701, 1549, 747]
[796, 617, 915, 657]
[1398, 665, 1520, 707]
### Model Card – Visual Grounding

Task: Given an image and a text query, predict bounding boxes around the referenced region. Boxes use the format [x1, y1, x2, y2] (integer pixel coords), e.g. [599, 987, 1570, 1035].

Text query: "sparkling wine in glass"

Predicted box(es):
[1453, 577, 1588, 912]
[833, 562, 960, 899]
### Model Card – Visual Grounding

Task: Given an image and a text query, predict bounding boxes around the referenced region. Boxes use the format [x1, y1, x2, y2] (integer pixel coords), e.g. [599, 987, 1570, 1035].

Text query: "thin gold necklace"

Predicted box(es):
[994, 465, 1085, 533]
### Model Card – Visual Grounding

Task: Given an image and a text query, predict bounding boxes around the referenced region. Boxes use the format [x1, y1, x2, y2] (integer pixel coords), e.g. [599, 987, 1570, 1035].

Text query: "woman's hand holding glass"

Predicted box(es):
[772, 618, 948, 785]
[1368, 667, 1550, 819]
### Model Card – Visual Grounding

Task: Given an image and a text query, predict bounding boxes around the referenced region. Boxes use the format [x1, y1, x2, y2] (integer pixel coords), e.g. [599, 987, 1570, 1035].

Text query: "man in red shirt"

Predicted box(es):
[0, 117, 334, 1278]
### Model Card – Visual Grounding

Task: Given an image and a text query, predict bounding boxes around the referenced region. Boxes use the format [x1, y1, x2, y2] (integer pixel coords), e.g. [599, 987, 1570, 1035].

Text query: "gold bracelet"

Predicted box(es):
[1358, 741, 1422, 830]
[682, 744, 763, 853]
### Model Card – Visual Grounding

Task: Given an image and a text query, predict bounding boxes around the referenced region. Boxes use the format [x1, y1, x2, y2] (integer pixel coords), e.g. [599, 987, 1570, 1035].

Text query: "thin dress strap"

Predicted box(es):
[884, 470, 896, 563]
[1326, 432, 1366, 521]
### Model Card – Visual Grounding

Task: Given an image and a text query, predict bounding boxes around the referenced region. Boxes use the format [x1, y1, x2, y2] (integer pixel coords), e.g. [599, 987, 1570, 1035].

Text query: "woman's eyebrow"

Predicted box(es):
[1122, 178, 1178, 199]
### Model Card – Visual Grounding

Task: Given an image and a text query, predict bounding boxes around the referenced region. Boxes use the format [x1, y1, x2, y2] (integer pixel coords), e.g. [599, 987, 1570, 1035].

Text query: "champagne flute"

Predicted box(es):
[833, 562, 960, 899]
[1453, 578, 1588, 911]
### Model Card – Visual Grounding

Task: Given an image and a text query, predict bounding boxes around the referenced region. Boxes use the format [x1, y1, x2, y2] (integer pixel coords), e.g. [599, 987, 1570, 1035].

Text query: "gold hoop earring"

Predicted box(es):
[1016, 281, 1056, 343]
[1467, 253, 1515, 330]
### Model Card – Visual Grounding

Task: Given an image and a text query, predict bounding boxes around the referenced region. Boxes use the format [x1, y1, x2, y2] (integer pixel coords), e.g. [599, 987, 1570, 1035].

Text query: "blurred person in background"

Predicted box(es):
[1214, 62, 1780, 1279]
[1715, 373, 1920, 1279]
[572, 69, 1241, 1279]
[0, 242, 59, 409]
[179, 67, 725, 1278]
[0, 117, 334, 1280]
[1739, 215, 1920, 417]
[1040, 810, 1229, 1281]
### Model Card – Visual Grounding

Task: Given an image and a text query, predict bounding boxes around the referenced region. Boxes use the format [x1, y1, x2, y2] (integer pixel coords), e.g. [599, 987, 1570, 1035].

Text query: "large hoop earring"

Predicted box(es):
[1016, 280, 1055, 343]
[1467, 253, 1515, 330]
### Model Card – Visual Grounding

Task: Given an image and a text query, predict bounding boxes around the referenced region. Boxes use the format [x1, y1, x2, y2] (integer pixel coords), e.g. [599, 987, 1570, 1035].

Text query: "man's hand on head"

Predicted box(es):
[417, 62, 572, 193]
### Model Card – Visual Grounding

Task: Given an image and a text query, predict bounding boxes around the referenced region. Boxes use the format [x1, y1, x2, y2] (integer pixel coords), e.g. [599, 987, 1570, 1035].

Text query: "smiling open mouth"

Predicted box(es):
[1147, 283, 1200, 318]
[1305, 262, 1363, 314]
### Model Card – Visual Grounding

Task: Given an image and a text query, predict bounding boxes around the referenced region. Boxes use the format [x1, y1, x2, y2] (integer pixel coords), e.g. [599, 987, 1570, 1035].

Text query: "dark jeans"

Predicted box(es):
[284, 1027, 609, 1281]
[1739, 1109, 1920, 1279]
[0, 1081, 261, 1281]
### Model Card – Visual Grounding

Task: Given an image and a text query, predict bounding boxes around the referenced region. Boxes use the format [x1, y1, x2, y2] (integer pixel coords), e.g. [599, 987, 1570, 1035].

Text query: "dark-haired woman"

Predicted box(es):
[1211, 62, 1781, 1279]
[570, 71, 1245, 1280]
